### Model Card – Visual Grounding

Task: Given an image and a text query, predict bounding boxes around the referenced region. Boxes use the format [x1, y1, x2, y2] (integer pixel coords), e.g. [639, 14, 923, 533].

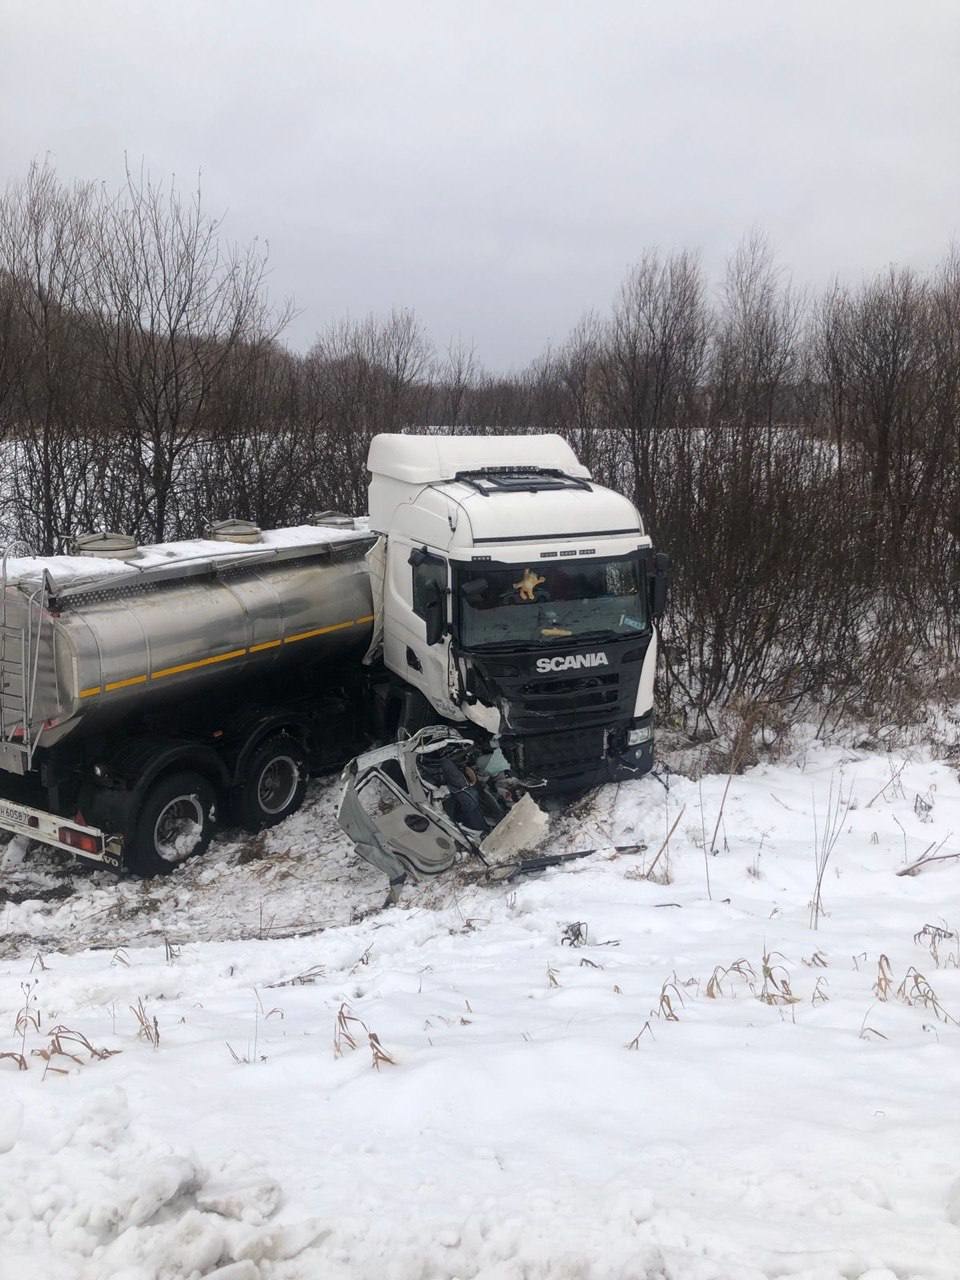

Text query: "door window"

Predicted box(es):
[412, 552, 447, 621]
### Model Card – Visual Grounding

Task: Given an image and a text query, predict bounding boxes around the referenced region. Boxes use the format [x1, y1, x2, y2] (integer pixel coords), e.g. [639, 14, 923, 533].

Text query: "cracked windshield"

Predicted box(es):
[458, 555, 647, 649]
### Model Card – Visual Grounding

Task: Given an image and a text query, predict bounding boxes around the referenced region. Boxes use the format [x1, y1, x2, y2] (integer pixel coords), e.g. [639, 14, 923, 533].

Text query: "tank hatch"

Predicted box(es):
[70, 532, 140, 560]
[204, 519, 263, 544]
[308, 510, 355, 528]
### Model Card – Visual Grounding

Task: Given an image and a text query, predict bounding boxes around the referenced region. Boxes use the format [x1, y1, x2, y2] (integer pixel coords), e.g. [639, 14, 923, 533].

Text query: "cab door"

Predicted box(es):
[345, 760, 461, 876]
[382, 539, 453, 714]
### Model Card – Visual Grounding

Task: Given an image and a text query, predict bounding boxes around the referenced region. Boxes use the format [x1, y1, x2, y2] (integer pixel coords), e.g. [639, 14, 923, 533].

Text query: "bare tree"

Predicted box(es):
[0, 162, 103, 551]
[431, 337, 478, 428]
[304, 309, 432, 512]
[83, 165, 290, 541]
[595, 249, 709, 517]
[712, 233, 806, 444]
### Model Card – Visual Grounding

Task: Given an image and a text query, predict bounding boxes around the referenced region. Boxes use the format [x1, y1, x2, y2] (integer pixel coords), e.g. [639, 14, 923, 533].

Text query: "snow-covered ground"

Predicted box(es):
[2, 738, 960, 1279]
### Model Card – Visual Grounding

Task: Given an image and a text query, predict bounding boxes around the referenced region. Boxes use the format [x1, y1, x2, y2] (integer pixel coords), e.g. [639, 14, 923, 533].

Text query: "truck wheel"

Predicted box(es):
[129, 772, 217, 877]
[236, 734, 308, 833]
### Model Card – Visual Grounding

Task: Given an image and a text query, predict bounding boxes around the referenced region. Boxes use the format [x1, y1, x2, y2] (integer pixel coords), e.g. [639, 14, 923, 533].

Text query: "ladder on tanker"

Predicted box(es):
[0, 543, 50, 775]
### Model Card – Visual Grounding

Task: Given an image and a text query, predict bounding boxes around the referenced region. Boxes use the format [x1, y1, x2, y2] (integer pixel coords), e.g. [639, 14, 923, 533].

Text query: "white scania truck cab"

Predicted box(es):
[366, 434, 668, 790]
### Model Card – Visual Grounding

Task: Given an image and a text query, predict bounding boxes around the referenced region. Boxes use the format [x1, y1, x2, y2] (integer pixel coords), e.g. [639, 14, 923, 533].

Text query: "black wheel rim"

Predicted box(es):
[153, 794, 205, 864]
[257, 755, 299, 815]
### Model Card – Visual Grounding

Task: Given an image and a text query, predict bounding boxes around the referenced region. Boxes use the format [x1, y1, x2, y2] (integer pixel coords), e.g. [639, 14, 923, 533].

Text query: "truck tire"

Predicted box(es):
[236, 734, 308, 833]
[128, 771, 217, 877]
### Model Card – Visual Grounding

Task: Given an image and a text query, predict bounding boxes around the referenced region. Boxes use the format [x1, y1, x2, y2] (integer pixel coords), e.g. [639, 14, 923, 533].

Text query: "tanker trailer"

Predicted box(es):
[0, 524, 375, 874]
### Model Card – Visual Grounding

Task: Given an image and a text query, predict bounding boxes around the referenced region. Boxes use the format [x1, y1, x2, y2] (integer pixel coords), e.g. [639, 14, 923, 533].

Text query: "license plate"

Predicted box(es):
[0, 801, 31, 827]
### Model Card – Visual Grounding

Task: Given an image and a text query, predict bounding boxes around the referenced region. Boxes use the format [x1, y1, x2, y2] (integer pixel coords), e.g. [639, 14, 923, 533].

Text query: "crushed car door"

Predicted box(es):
[339, 757, 463, 878]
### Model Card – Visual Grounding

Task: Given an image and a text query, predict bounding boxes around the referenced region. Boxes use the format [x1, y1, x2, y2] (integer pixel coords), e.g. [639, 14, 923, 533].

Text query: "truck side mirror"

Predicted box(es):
[649, 551, 670, 621]
[423, 581, 445, 646]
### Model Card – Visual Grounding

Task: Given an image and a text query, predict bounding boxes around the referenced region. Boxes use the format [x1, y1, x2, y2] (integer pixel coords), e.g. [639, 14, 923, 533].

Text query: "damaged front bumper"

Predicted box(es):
[502, 713, 656, 792]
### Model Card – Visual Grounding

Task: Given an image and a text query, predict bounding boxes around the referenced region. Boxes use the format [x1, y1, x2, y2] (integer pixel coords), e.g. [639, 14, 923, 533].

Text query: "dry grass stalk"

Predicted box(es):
[225, 993, 280, 1064]
[914, 924, 959, 969]
[803, 951, 828, 968]
[858, 1006, 888, 1041]
[561, 921, 589, 947]
[333, 1001, 396, 1070]
[15, 980, 40, 1060]
[130, 998, 160, 1048]
[810, 773, 854, 930]
[705, 966, 726, 999]
[873, 954, 894, 1001]
[756, 950, 800, 1005]
[654, 978, 685, 1021]
[645, 806, 685, 883]
[895, 967, 958, 1025]
[865, 761, 906, 809]
[626, 1021, 654, 1048]
[709, 774, 735, 856]
[368, 1031, 395, 1070]
[269, 964, 326, 988]
[546, 966, 560, 988]
[892, 815, 909, 862]
[914, 791, 934, 822]
[33, 1025, 120, 1079]
[897, 836, 957, 878]
[705, 958, 755, 999]
[698, 778, 712, 900]
[334, 1002, 359, 1056]
[811, 977, 830, 1006]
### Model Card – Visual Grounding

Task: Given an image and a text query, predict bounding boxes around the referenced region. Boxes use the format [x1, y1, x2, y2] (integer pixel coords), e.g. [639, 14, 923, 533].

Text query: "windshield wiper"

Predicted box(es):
[559, 628, 632, 643]
[464, 640, 535, 654]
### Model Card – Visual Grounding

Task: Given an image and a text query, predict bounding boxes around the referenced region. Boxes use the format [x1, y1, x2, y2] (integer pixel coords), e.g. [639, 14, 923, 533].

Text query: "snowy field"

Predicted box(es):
[2, 737, 960, 1279]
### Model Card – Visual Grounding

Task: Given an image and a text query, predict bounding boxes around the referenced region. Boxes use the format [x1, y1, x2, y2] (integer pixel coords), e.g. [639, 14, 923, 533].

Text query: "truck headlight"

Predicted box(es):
[626, 718, 652, 746]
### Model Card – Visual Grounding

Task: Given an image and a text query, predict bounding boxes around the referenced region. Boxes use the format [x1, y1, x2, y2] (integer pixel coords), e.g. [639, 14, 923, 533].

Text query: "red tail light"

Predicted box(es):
[58, 827, 101, 855]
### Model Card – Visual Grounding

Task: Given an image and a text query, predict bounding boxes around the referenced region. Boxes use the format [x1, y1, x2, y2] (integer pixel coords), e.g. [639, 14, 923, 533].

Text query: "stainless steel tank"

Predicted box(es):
[0, 533, 375, 769]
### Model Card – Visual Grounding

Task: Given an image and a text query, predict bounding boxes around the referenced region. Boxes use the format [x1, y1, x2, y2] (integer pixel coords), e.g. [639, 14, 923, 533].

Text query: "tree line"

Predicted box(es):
[1, 163, 958, 736]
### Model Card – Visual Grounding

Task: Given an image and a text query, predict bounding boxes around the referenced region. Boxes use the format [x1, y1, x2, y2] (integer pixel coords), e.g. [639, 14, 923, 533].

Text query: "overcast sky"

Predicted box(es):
[2, 1, 958, 370]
